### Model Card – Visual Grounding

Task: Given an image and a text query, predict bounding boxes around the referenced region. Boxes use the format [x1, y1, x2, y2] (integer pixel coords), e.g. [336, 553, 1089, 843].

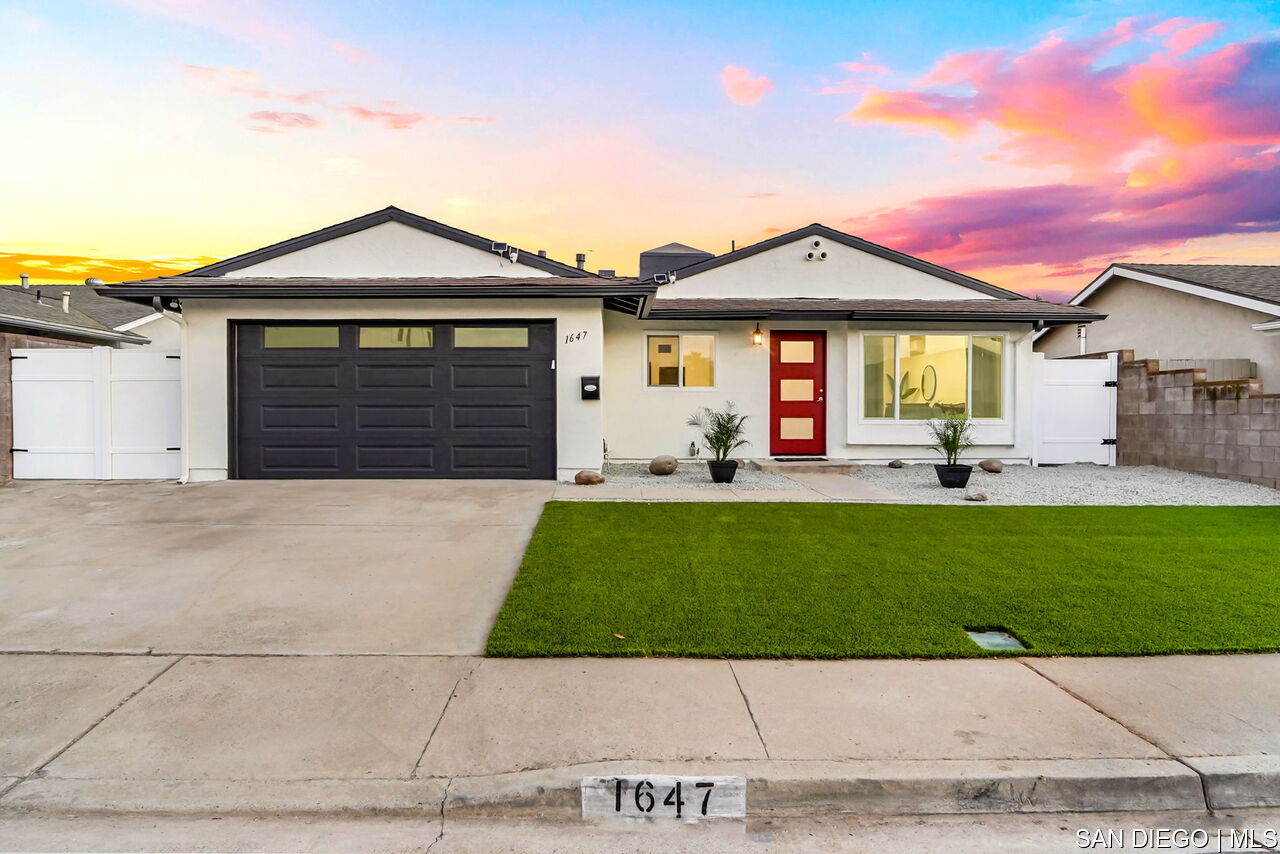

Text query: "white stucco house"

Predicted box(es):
[98, 206, 1100, 481]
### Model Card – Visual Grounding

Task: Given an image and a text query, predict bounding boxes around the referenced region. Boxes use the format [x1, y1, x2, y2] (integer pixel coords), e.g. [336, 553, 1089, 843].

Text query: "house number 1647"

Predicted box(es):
[564, 330, 589, 344]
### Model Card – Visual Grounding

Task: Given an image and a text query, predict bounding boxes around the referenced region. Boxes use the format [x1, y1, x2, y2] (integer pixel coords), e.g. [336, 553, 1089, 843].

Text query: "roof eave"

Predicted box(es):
[0, 312, 148, 344]
[645, 307, 1104, 323]
[96, 283, 658, 302]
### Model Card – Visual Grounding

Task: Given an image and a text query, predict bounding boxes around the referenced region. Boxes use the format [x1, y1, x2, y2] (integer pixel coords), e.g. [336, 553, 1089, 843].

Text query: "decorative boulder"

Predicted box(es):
[887, 459, 904, 469]
[964, 489, 988, 502]
[649, 455, 678, 475]
[574, 470, 605, 485]
[978, 459, 1003, 474]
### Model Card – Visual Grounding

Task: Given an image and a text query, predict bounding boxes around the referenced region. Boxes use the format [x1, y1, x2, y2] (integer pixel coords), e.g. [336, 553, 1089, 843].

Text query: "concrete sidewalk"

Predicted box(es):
[3, 652, 1279, 821]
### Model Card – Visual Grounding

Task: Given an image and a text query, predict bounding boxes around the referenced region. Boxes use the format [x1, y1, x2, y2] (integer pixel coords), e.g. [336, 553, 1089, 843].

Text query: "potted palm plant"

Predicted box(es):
[926, 413, 975, 488]
[687, 403, 750, 483]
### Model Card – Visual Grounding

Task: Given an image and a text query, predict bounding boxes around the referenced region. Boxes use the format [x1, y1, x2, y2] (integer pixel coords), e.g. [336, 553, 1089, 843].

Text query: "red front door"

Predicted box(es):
[769, 331, 826, 456]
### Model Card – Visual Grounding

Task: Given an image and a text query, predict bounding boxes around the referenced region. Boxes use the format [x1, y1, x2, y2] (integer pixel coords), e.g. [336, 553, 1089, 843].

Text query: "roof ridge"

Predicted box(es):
[1122, 262, 1280, 269]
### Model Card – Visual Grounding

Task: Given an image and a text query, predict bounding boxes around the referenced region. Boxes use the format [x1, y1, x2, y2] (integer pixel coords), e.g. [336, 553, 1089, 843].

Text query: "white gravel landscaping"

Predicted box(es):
[853, 463, 1280, 505]
[602, 461, 800, 490]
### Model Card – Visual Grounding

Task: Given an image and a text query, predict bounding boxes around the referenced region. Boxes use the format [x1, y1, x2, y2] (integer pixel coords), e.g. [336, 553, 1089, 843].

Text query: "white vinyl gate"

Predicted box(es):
[1035, 352, 1117, 466]
[12, 347, 181, 479]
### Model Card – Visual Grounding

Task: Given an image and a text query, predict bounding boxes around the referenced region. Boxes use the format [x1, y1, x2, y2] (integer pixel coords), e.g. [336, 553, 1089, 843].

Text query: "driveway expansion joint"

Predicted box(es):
[729, 660, 771, 759]
[413, 661, 478, 779]
[1017, 658, 1213, 812]
[1, 655, 185, 803]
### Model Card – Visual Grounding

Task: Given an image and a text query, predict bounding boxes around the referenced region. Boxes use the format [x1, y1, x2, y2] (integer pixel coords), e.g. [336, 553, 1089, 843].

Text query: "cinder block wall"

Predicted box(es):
[1, 333, 93, 479]
[1117, 358, 1280, 490]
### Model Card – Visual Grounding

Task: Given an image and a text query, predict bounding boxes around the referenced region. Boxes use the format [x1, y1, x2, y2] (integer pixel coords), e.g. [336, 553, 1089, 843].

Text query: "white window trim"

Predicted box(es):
[856, 330, 1010, 425]
[642, 331, 719, 391]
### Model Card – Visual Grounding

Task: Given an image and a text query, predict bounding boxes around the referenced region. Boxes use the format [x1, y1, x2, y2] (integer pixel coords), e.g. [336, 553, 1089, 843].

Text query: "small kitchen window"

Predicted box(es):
[646, 334, 715, 388]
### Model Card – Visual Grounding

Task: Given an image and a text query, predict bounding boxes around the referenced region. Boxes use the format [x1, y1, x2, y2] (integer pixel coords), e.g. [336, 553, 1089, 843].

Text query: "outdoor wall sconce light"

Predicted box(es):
[752, 323, 764, 346]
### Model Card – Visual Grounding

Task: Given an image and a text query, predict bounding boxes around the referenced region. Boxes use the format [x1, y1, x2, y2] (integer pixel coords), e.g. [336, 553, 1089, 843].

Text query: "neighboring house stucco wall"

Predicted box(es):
[658, 236, 998, 300]
[179, 298, 604, 482]
[1037, 276, 1280, 387]
[602, 314, 1040, 463]
[225, 221, 556, 278]
[119, 314, 181, 349]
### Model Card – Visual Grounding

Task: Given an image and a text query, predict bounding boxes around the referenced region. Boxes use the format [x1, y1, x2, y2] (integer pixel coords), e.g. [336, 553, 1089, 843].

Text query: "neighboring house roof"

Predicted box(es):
[654, 223, 1025, 300]
[646, 298, 1102, 324]
[185, 206, 591, 278]
[645, 242, 712, 256]
[1047, 263, 1280, 339]
[0, 284, 156, 328]
[0, 286, 147, 344]
[1113, 264, 1280, 307]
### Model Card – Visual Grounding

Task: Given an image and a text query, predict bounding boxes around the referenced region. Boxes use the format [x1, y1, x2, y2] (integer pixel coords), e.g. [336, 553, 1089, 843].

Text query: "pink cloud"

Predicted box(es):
[331, 41, 374, 63]
[344, 105, 426, 130]
[184, 65, 330, 105]
[840, 53, 889, 75]
[246, 111, 321, 133]
[835, 22, 1280, 288]
[820, 54, 891, 95]
[719, 65, 773, 106]
[1162, 21, 1224, 56]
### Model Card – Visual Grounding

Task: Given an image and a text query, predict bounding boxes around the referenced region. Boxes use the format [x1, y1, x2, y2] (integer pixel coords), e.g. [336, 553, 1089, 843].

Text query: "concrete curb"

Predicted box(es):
[1181, 756, 1280, 809]
[0, 758, 1207, 819]
[0, 778, 446, 817]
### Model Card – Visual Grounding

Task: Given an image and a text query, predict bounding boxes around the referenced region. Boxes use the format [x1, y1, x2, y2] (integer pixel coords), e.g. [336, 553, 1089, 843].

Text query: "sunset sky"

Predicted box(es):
[3, 0, 1279, 300]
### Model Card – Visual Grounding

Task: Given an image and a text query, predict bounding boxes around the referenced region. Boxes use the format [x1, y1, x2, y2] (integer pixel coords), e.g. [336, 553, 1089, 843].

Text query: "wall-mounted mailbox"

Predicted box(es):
[581, 376, 600, 400]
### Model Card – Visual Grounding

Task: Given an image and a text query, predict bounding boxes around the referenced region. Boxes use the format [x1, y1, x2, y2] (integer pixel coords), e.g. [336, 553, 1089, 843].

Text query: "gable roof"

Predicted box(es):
[0, 286, 147, 344]
[1109, 264, 1280, 307]
[185, 206, 591, 278]
[1065, 263, 1280, 319]
[655, 223, 1024, 299]
[0, 284, 156, 329]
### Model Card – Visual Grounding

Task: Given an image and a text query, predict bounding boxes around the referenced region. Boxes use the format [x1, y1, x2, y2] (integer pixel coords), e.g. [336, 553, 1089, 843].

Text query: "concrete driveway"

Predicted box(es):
[0, 479, 553, 655]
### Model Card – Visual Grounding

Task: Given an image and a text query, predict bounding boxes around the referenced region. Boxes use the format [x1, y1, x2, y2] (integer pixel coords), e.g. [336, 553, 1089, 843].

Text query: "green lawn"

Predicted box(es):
[486, 502, 1280, 659]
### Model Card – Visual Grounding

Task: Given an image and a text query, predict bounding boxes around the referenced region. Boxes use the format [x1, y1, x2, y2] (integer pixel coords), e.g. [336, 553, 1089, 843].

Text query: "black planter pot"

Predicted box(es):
[934, 464, 973, 488]
[707, 460, 739, 484]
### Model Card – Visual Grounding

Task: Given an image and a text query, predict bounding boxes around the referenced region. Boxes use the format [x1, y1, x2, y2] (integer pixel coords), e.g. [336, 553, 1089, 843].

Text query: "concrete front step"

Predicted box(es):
[1, 758, 1215, 819]
[749, 458, 863, 475]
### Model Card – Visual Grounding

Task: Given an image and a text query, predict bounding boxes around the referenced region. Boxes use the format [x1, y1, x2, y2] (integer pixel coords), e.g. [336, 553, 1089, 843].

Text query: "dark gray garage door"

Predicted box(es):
[233, 322, 555, 479]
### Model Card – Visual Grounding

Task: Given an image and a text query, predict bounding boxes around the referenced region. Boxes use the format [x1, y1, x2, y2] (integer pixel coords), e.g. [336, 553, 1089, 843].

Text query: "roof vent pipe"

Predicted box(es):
[537, 250, 547, 257]
[19, 273, 29, 289]
[575, 253, 586, 270]
[62, 291, 71, 314]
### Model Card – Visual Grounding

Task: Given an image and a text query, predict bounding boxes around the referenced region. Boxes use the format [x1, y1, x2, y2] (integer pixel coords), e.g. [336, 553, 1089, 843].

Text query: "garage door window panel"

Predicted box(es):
[359, 326, 434, 348]
[263, 326, 340, 348]
[454, 327, 529, 348]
